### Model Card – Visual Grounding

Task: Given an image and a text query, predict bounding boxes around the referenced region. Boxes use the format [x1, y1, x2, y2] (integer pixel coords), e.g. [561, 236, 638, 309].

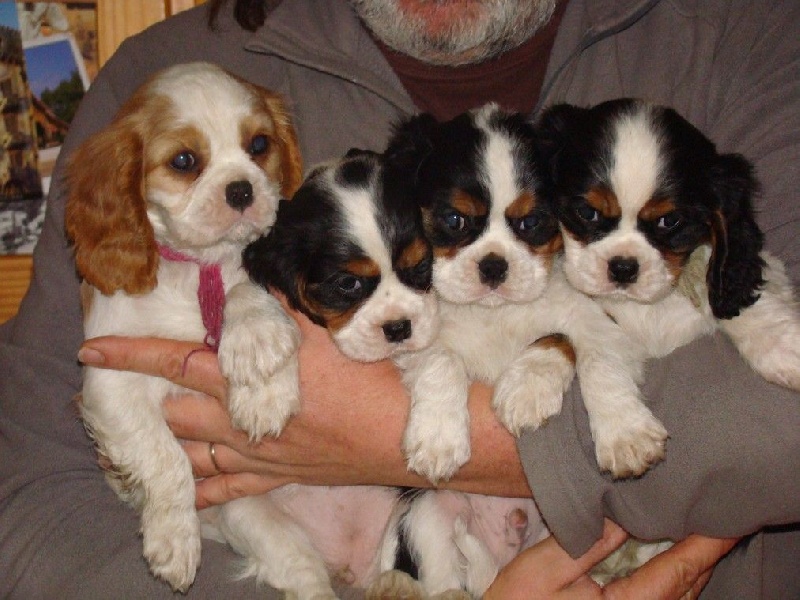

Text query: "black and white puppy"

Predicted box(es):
[538, 98, 800, 391]
[241, 150, 442, 599]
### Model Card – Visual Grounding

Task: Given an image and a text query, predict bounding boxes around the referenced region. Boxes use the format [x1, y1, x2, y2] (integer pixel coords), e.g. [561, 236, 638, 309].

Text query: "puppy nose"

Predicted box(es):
[226, 180, 254, 212]
[382, 319, 412, 343]
[608, 256, 639, 285]
[478, 253, 508, 288]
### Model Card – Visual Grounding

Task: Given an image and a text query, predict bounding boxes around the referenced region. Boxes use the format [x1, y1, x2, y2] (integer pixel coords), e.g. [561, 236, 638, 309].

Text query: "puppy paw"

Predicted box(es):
[366, 570, 424, 600]
[219, 309, 301, 440]
[402, 420, 471, 483]
[492, 339, 575, 436]
[593, 408, 668, 478]
[142, 508, 202, 593]
[226, 355, 300, 441]
[219, 308, 300, 381]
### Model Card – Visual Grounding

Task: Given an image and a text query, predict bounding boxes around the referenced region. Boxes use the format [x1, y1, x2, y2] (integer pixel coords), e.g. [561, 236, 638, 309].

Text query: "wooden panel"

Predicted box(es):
[96, 0, 166, 66]
[0, 255, 33, 324]
[169, 0, 205, 15]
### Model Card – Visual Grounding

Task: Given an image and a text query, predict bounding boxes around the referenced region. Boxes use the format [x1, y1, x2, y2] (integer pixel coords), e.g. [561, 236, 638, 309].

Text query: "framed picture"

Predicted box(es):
[0, 1, 97, 254]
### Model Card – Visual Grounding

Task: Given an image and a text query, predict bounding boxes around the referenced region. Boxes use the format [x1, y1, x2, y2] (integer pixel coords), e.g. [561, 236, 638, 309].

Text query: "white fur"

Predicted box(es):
[76, 63, 302, 592]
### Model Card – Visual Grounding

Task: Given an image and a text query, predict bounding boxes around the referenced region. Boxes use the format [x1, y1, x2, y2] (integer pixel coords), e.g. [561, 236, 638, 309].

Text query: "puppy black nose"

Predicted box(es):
[382, 319, 412, 343]
[608, 256, 639, 285]
[226, 180, 254, 212]
[478, 253, 508, 288]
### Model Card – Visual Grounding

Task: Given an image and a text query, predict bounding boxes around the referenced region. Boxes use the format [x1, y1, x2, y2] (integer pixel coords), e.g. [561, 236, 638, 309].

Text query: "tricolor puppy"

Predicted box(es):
[539, 98, 800, 391]
[379, 104, 664, 597]
[245, 149, 439, 358]
[240, 150, 440, 598]
[65, 62, 303, 591]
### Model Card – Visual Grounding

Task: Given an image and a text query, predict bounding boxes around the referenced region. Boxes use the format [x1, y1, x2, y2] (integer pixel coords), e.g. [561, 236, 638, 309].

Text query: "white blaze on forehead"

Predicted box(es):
[153, 64, 261, 150]
[333, 175, 394, 273]
[609, 109, 663, 218]
[478, 126, 521, 221]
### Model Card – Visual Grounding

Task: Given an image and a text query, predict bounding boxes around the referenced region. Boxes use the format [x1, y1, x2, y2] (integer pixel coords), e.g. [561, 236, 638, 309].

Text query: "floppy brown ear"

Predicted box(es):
[706, 153, 764, 319]
[65, 123, 158, 296]
[261, 91, 303, 198]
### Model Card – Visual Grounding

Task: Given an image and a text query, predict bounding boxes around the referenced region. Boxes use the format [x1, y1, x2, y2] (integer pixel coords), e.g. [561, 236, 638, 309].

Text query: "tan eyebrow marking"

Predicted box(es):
[586, 185, 621, 218]
[639, 196, 678, 221]
[397, 237, 429, 270]
[451, 189, 487, 217]
[505, 190, 538, 219]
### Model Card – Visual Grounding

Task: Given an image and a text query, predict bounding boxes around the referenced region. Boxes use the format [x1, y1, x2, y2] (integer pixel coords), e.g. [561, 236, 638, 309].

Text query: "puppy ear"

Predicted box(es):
[65, 123, 158, 296]
[242, 208, 312, 318]
[384, 113, 438, 183]
[706, 152, 765, 319]
[261, 91, 304, 198]
[536, 103, 585, 174]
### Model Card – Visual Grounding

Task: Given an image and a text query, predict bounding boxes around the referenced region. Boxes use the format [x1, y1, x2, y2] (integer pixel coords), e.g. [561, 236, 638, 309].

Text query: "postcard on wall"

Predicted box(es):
[0, 1, 97, 255]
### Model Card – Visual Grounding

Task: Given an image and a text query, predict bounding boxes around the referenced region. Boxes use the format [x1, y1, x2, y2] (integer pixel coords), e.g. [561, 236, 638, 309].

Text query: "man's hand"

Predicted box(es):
[485, 520, 739, 600]
[76, 306, 531, 508]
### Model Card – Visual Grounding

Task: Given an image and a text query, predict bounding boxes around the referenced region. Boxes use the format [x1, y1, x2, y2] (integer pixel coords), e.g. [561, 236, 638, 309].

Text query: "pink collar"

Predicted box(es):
[158, 245, 224, 350]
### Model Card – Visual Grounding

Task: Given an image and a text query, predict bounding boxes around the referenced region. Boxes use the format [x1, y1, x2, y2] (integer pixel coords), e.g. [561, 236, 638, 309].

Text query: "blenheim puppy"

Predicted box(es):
[374, 104, 665, 597]
[538, 98, 800, 392]
[241, 150, 441, 599]
[65, 62, 304, 592]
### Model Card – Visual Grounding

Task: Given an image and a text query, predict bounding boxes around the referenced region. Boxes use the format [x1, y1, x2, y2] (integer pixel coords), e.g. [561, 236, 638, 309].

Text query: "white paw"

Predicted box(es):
[219, 314, 301, 441]
[492, 342, 575, 436]
[593, 408, 668, 479]
[402, 416, 471, 483]
[493, 368, 570, 436]
[226, 356, 300, 441]
[141, 508, 202, 593]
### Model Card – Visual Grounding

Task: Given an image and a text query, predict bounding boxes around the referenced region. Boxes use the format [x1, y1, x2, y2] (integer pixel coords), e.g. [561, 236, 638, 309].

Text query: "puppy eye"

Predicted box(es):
[442, 210, 467, 232]
[333, 273, 363, 296]
[170, 151, 197, 172]
[657, 212, 681, 230]
[515, 213, 541, 232]
[575, 201, 600, 223]
[249, 134, 270, 156]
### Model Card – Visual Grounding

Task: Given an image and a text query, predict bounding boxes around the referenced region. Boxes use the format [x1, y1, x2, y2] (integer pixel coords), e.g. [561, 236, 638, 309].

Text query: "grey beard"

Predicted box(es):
[349, 0, 557, 66]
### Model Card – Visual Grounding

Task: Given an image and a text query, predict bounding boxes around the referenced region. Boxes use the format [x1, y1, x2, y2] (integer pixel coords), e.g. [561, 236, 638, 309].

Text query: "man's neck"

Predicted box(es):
[374, 1, 568, 120]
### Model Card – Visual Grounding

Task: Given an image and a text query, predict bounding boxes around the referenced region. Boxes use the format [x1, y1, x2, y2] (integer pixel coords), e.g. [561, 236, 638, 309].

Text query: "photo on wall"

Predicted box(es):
[0, 1, 97, 254]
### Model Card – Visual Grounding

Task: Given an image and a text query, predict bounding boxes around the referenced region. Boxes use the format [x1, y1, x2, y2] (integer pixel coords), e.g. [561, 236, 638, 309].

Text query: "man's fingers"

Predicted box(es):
[604, 534, 739, 600]
[485, 520, 628, 600]
[567, 520, 631, 579]
[163, 393, 237, 442]
[195, 473, 284, 509]
[78, 336, 226, 398]
[530, 520, 629, 589]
